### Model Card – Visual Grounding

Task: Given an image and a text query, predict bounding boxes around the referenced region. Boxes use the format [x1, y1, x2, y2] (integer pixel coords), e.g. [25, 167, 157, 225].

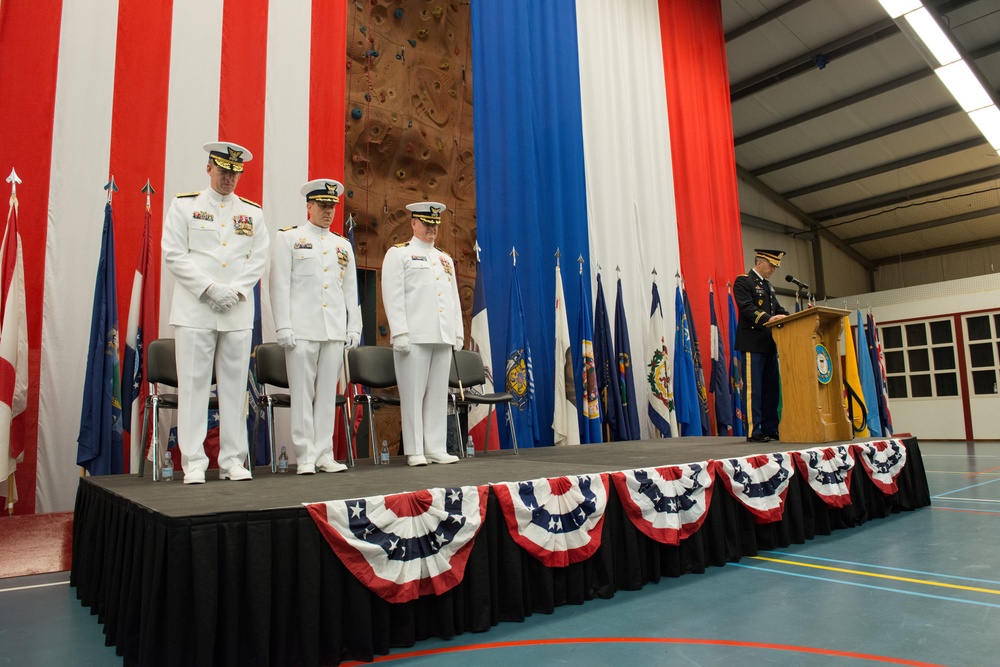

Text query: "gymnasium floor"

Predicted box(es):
[2, 440, 997, 666]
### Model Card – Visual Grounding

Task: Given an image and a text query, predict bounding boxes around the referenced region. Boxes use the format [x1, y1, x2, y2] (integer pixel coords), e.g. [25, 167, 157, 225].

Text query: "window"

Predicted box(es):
[964, 313, 1000, 396]
[879, 318, 959, 399]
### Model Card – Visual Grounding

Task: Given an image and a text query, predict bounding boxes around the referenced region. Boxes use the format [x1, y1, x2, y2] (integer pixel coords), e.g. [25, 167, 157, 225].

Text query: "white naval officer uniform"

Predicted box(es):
[381, 236, 463, 458]
[269, 222, 360, 470]
[162, 188, 270, 475]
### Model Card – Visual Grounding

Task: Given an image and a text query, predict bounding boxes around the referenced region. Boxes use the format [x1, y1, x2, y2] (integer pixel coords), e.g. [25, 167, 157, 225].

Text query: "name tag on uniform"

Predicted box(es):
[410, 255, 428, 262]
[193, 211, 214, 221]
[337, 247, 349, 267]
[233, 215, 254, 236]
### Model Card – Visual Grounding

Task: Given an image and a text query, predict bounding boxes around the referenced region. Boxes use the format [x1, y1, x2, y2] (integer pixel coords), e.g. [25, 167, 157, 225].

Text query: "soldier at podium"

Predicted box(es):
[734, 249, 789, 442]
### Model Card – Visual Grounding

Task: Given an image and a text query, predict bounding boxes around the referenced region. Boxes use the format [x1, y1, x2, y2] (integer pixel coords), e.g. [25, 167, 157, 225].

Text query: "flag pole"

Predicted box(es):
[5, 171, 21, 511]
[104, 176, 119, 204]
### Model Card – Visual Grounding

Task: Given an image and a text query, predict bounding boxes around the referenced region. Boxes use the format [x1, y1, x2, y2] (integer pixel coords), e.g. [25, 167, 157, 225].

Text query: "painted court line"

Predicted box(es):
[758, 551, 1000, 586]
[750, 555, 1000, 595]
[0, 580, 69, 594]
[731, 562, 1000, 610]
[342, 637, 946, 666]
[933, 476, 1000, 498]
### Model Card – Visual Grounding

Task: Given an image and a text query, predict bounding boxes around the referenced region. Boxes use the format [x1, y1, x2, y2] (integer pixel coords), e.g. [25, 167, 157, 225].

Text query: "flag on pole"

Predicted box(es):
[645, 280, 676, 437]
[727, 287, 746, 437]
[709, 281, 733, 433]
[469, 252, 500, 452]
[77, 201, 124, 475]
[0, 190, 28, 509]
[867, 312, 893, 434]
[335, 215, 366, 460]
[614, 277, 641, 441]
[683, 284, 711, 435]
[673, 283, 702, 436]
[593, 272, 624, 441]
[576, 264, 601, 444]
[247, 284, 269, 465]
[856, 309, 883, 437]
[122, 193, 158, 472]
[553, 261, 580, 446]
[505, 261, 539, 448]
[842, 315, 869, 438]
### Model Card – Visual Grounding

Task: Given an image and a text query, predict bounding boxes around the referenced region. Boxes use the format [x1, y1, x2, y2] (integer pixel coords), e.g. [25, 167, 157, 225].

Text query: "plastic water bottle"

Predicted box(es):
[278, 446, 289, 473]
[162, 451, 174, 482]
[465, 435, 475, 458]
[380, 439, 390, 465]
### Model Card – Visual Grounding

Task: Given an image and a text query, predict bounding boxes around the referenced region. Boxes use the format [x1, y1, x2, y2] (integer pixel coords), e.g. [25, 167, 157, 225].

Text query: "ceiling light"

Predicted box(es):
[877, 0, 922, 19]
[967, 106, 1000, 151]
[935, 61, 993, 112]
[901, 8, 960, 67]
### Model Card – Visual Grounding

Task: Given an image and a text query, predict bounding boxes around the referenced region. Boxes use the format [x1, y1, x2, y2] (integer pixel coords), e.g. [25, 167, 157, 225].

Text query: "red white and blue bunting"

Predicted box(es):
[612, 462, 715, 545]
[305, 485, 489, 603]
[791, 446, 855, 509]
[716, 453, 795, 524]
[854, 439, 907, 495]
[493, 473, 610, 568]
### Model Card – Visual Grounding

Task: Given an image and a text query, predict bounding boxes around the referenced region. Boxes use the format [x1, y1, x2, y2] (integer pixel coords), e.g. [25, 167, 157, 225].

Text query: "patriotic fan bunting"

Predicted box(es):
[305, 485, 488, 603]
[791, 446, 855, 509]
[717, 453, 794, 524]
[853, 439, 907, 495]
[493, 473, 609, 568]
[612, 462, 714, 545]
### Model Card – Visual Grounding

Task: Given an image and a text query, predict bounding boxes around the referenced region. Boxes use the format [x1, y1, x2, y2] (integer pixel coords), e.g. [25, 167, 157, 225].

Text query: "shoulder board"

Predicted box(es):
[393, 241, 409, 248]
[278, 225, 298, 232]
[436, 247, 452, 259]
[175, 191, 200, 198]
[738, 273, 748, 278]
[238, 196, 262, 208]
[330, 231, 346, 240]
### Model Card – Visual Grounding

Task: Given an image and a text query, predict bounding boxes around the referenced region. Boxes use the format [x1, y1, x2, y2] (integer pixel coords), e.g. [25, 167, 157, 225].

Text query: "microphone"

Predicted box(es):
[785, 274, 809, 290]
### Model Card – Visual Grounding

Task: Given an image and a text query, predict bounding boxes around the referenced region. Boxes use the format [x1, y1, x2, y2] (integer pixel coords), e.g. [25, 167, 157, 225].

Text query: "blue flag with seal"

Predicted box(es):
[673, 283, 702, 436]
[645, 281, 676, 437]
[727, 287, 746, 437]
[856, 309, 883, 437]
[593, 272, 624, 442]
[505, 264, 539, 448]
[614, 277, 641, 441]
[77, 201, 124, 475]
[709, 282, 733, 433]
[683, 284, 711, 435]
[576, 266, 601, 443]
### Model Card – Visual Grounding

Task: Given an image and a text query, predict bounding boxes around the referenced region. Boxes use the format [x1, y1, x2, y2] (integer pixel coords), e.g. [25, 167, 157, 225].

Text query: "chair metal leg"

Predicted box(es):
[250, 400, 262, 473]
[364, 398, 380, 464]
[341, 402, 354, 468]
[138, 400, 151, 477]
[151, 396, 161, 481]
[266, 396, 278, 474]
[505, 403, 519, 453]
[450, 395, 464, 458]
[482, 405, 495, 457]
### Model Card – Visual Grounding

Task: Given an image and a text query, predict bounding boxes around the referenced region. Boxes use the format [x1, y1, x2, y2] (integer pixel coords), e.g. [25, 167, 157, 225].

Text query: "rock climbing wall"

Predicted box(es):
[343, 1, 476, 454]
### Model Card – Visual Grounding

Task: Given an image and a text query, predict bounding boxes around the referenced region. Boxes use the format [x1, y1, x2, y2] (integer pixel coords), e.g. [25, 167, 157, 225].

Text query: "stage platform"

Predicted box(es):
[71, 436, 930, 667]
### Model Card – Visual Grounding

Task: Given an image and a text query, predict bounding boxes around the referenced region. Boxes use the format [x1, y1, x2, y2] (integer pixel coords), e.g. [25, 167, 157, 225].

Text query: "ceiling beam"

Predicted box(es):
[872, 234, 1000, 266]
[809, 165, 1000, 222]
[749, 105, 961, 176]
[736, 165, 875, 272]
[780, 137, 987, 199]
[724, 0, 813, 43]
[730, 20, 900, 102]
[844, 204, 1000, 244]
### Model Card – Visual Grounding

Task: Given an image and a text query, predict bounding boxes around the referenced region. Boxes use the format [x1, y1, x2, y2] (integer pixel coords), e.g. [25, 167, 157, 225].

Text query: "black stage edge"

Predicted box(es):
[71, 437, 930, 667]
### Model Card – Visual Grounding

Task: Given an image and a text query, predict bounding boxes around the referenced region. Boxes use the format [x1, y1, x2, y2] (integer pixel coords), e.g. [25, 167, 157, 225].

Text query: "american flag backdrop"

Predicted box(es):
[0, 0, 744, 513]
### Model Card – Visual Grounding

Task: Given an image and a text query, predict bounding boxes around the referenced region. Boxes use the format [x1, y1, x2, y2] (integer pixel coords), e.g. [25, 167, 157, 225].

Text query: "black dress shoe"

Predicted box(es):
[765, 433, 780, 441]
[747, 434, 771, 443]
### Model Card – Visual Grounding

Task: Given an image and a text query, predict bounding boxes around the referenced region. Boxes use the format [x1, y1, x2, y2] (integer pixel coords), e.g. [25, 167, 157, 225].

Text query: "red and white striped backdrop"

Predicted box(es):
[0, 0, 348, 513]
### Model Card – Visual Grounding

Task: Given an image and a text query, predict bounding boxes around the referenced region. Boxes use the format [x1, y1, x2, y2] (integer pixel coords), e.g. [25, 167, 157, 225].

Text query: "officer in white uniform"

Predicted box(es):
[269, 179, 360, 474]
[381, 202, 463, 466]
[162, 142, 270, 484]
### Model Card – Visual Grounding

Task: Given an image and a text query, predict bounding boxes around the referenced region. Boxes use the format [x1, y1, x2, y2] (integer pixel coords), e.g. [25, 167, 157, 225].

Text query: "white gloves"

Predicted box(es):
[346, 332, 361, 349]
[392, 334, 410, 354]
[276, 328, 296, 349]
[205, 283, 239, 311]
[453, 339, 463, 352]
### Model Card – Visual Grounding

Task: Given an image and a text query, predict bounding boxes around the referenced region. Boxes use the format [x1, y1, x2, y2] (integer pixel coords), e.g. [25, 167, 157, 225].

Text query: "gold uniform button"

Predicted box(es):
[324, 267, 329, 272]
[222, 262, 227, 268]
[222, 242, 227, 246]
[323, 303, 327, 308]
[323, 284, 328, 289]
[221, 223, 226, 227]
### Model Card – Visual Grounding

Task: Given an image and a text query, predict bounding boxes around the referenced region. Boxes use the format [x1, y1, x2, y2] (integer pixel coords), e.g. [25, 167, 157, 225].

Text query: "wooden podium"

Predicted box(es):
[766, 306, 852, 443]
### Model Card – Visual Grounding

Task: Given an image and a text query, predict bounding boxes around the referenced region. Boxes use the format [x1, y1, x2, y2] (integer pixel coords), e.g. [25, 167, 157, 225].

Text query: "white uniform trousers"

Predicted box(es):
[394, 343, 451, 457]
[285, 340, 345, 468]
[175, 327, 252, 473]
